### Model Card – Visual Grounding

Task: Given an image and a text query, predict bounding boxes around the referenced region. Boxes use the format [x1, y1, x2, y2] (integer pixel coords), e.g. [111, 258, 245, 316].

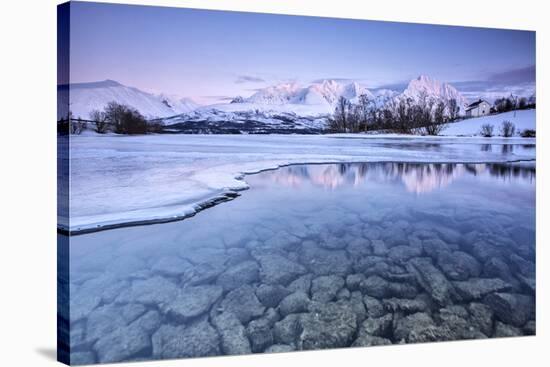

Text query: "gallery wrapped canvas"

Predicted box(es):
[58, 1, 536, 365]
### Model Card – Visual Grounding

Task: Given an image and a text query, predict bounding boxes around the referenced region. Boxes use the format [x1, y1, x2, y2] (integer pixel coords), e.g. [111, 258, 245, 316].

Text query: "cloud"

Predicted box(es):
[451, 65, 536, 101]
[487, 64, 535, 84]
[371, 81, 408, 92]
[201, 95, 236, 102]
[235, 75, 265, 84]
[310, 77, 356, 84]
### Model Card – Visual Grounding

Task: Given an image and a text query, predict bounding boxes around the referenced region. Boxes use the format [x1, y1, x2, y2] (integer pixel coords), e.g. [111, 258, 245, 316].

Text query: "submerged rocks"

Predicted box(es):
[483, 292, 535, 327]
[212, 312, 251, 355]
[69, 184, 536, 362]
[279, 292, 310, 317]
[494, 321, 522, 337]
[468, 302, 494, 336]
[298, 302, 358, 350]
[85, 305, 129, 344]
[346, 273, 366, 292]
[246, 310, 278, 353]
[436, 251, 481, 281]
[116, 276, 179, 307]
[299, 241, 352, 276]
[352, 335, 392, 347]
[311, 275, 345, 303]
[508, 254, 535, 278]
[387, 245, 422, 264]
[360, 314, 393, 337]
[255, 254, 306, 286]
[482, 258, 512, 280]
[383, 296, 430, 315]
[371, 240, 389, 256]
[346, 238, 372, 257]
[287, 274, 313, 295]
[264, 344, 295, 353]
[216, 261, 259, 291]
[361, 275, 417, 299]
[393, 312, 441, 343]
[363, 295, 386, 318]
[422, 238, 451, 258]
[407, 257, 454, 306]
[163, 285, 223, 321]
[152, 320, 220, 359]
[273, 314, 302, 346]
[256, 284, 291, 308]
[181, 263, 224, 287]
[151, 256, 194, 277]
[220, 285, 265, 323]
[95, 311, 161, 363]
[453, 278, 511, 301]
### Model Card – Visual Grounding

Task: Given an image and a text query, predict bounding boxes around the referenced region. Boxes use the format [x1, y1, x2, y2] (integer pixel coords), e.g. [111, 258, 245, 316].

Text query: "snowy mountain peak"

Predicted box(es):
[246, 82, 302, 105]
[403, 75, 468, 107]
[246, 79, 374, 108]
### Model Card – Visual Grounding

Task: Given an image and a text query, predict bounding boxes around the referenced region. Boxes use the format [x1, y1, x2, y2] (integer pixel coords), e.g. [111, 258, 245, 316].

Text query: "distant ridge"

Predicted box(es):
[59, 80, 199, 119]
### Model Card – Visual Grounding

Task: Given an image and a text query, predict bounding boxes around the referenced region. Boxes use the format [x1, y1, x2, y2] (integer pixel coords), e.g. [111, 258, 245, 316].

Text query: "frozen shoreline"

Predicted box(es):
[62, 134, 536, 234]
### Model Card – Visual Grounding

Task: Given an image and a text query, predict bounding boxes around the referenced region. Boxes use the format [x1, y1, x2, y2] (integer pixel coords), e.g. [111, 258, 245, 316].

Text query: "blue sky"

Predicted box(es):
[68, 1, 536, 103]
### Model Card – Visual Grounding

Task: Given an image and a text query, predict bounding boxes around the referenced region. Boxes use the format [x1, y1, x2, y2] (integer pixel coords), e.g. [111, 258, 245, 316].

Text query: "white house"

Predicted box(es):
[465, 99, 491, 117]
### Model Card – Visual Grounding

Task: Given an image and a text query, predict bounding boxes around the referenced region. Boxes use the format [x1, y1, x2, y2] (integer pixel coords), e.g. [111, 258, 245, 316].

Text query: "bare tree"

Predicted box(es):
[500, 120, 516, 137]
[447, 98, 460, 121]
[480, 124, 494, 137]
[518, 97, 527, 110]
[394, 98, 414, 134]
[70, 116, 86, 135]
[89, 109, 109, 134]
[355, 94, 372, 132]
[329, 96, 352, 132]
[423, 101, 447, 135]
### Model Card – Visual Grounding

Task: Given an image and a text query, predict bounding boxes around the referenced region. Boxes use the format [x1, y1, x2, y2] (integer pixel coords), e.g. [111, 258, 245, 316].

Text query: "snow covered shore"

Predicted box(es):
[62, 134, 535, 233]
[441, 109, 535, 136]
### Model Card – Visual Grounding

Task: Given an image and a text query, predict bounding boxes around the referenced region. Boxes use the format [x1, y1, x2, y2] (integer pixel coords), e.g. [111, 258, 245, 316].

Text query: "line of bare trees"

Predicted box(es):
[493, 95, 536, 113]
[58, 101, 162, 135]
[327, 91, 460, 135]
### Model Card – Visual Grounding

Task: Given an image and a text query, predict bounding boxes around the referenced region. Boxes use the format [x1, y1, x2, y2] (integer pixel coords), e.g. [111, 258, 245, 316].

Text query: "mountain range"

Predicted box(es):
[60, 76, 469, 132]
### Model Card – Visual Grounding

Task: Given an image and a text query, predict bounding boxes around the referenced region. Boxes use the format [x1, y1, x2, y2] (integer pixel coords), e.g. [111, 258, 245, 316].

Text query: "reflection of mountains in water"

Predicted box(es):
[262, 162, 535, 194]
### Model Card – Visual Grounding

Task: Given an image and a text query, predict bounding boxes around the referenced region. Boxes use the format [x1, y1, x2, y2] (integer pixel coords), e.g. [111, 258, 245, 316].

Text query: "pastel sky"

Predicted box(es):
[68, 1, 536, 104]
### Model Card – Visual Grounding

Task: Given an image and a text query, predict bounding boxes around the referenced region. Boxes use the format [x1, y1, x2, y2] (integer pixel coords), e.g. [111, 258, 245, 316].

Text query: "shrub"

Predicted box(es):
[89, 109, 109, 134]
[147, 121, 164, 133]
[480, 124, 494, 137]
[70, 117, 86, 135]
[104, 101, 148, 134]
[520, 129, 536, 138]
[500, 120, 516, 137]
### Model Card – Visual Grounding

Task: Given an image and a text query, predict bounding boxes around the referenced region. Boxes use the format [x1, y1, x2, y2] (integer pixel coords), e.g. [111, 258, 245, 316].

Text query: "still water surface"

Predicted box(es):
[64, 160, 536, 364]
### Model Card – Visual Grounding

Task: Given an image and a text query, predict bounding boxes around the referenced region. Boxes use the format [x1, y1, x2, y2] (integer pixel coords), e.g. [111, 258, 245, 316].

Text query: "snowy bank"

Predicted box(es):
[441, 109, 535, 136]
[63, 134, 535, 233]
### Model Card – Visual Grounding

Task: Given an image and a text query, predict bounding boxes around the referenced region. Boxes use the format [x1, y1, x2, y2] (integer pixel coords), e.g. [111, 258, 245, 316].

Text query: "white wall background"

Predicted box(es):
[0, 0, 546, 366]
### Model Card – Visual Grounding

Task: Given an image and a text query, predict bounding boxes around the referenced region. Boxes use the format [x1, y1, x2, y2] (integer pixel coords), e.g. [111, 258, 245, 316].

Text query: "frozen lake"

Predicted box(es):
[63, 160, 536, 364]
[61, 134, 536, 233]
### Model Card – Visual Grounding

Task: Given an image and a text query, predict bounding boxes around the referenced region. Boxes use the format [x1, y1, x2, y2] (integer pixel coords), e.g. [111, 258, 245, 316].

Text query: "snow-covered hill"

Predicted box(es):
[441, 109, 535, 136]
[60, 80, 199, 119]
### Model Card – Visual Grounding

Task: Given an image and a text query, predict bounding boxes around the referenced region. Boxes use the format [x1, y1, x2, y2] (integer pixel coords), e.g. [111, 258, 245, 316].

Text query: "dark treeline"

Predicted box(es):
[57, 101, 162, 135]
[327, 91, 460, 135]
[492, 95, 536, 113]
